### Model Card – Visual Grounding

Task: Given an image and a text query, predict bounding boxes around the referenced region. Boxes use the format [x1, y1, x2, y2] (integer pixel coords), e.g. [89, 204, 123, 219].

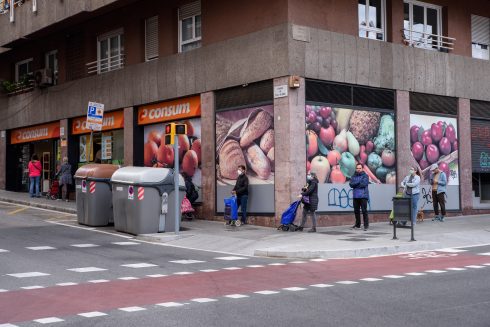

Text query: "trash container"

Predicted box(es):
[392, 196, 411, 223]
[74, 164, 120, 226]
[110, 167, 185, 235]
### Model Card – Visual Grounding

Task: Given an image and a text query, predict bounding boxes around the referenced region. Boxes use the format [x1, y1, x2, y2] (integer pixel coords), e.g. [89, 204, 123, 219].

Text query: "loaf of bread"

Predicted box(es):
[244, 144, 271, 180]
[240, 110, 273, 147]
[260, 129, 274, 154]
[219, 139, 246, 180]
[267, 147, 274, 172]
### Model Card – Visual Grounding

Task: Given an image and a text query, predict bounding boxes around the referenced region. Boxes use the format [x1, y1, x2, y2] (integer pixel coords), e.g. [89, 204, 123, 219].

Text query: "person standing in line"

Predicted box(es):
[401, 166, 421, 225]
[28, 154, 42, 198]
[350, 164, 370, 231]
[297, 171, 319, 233]
[232, 165, 249, 225]
[429, 164, 447, 221]
[57, 157, 73, 202]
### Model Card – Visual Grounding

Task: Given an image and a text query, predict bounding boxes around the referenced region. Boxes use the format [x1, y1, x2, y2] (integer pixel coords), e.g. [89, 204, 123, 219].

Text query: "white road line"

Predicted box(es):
[478, 252, 490, 256]
[405, 272, 427, 276]
[360, 278, 383, 281]
[310, 284, 334, 288]
[70, 244, 99, 248]
[465, 265, 486, 269]
[147, 274, 167, 278]
[0, 289, 8, 292]
[112, 242, 140, 246]
[78, 311, 108, 318]
[283, 287, 307, 291]
[191, 298, 218, 303]
[0, 323, 18, 327]
[426, 270, 447, 273]
[336, 281, 359, 285]
[446, 268, 467, 271]
[268, 263, 286, 266]
[255, 290, 280, 295]
[56, 282, 78, 286]
[121, 263, 158, 268]
[484, 263, 490, 266]
[21, 286, 44, 290]
[383, 275, 406, 279]
[225, 294, 249, 299]
[169, 260, 205, 264]
[119, 306, 146, 312]
[156, 302, 184, 307]
[88, 280, 109, 283]
[174, 272, 193, 275]
[437, 248, 468, 253]
[33, 317, 64, 324]
[0, 249, 9, 253]
[246, 265, 265, 268]
[67, 267, 107, 273]
[214, 256, 248, 261]
[223, 267, 242, 270]
[26, 246, 56, 251]
[200, 269, 218, 273]
[310, 259, 327, 262]
[118, 277, 139, 280]
[289, 261, 307, 264]
[7, 272, 50, 278]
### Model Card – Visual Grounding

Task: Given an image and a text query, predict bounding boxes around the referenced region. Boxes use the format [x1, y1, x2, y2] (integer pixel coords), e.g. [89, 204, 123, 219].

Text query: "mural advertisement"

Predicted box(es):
[410, 114, 460, 210]
[305, 105, 396, 211]
[216, 105, 275, 213]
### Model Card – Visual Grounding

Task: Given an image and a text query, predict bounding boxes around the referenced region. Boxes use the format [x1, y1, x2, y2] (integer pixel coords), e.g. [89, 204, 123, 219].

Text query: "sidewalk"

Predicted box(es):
[1, 189, 489, 259]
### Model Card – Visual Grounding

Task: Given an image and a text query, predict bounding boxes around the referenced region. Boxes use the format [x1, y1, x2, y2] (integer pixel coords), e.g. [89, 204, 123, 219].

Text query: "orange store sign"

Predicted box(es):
[11, 122, 60, 144]
[138, 95, 201, 125]
[72, 110, 124, 135]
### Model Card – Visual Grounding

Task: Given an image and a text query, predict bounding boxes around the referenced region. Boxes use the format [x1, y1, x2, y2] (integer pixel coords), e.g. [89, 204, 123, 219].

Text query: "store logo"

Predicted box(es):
[17, 128, 48, 141]
[139, 103, 191, 121]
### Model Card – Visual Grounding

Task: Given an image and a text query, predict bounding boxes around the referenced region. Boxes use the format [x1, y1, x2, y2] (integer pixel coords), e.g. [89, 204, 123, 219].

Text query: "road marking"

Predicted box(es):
[0, 323, 19, 327]
[8, 207, 29, 215]
[214, 256, 248, 261]
[310, 259, 327, 262]
[200, 269, 218, 273]
[426, 270, 447, 273]
[478, 253, 490, 256]
[26, 246, 56, 251]
[118, 277, 139, 280]
[223, 267, 242, 270]
[360, 278, 383, 281]
[88, 280, 110, 283]
[169, 260, 205, 264]
[121, 263, 158, 268]
[0, 249, 9, 253]
[225, 294, 249, 299]
[147, 274, 167, 278]
[255, 290, 280, 295]
[112, 242, 140, 246]
[268, 263, 286, 266]
[310, 284, 334, 288]
[67, 267, 107, 273]
[289, 261, 307, 264]
[7, 272, 50, 278]
[247, 265, 265, 268]
[156, 302, 184, 307]
[0, 289, 8, 292]
[56, 282, 78, 286]
[405, 272, 427, 276]
[437, 248, 468, 253]
[446, 268, 467, 271]
[383, 275, 406, 279]
[336, 281, 359, 285]
[119, 306, 146, 312]
[174, 272, 193, 275]
[465, 265, 486, 269]
[33, 317, 64, 324]
[71, 244, 99, 248]
[78, 311, 107, 318]
[484, 263, 490, 266]
[191, 298, 218, 303]
[21, 286, 44, 290]
[283, 287, 307, 291]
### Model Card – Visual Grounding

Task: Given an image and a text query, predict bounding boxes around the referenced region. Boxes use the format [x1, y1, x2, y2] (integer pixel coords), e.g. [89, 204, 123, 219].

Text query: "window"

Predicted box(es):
[15, 58, 32, 82]
[403, 1, 442, 50]
[145, 16, 159, 61]
[471, 15, 490, 60]
[358, 0, 385, 41]
[179, 1, 201, 52]
[45, 50, 58, 84]
[97, 29, 124, 74]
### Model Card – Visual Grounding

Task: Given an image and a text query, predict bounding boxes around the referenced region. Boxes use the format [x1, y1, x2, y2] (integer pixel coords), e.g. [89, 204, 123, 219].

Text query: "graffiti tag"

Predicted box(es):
[327, 188, 353, 209]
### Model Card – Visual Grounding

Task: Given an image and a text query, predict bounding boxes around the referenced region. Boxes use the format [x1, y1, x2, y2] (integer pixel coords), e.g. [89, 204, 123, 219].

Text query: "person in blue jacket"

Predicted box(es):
[349, 164, 370, 231]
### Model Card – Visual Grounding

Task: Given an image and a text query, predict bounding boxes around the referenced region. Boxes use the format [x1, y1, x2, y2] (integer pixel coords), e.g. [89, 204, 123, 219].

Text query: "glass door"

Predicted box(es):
[404, 1, 441, 50]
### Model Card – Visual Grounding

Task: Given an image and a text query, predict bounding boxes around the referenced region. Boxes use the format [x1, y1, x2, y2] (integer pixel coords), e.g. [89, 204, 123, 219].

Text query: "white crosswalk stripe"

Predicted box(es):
[360, 278, 383, 281]
[283, 287, 307, 291]
[67, 267, 107, 273]
[21, 286, 44, 290]
[383, 275, 406, 279]
[191, 298, 218, 303]
[310, 284, 334, 288]
[70, 244, 99, 248]
[112, 242, 140, 246]
[119, 307, 146, 312]
[169, 260, 205, 264]
[56, 282, 78, 286]
[0, 249, 9, 253]
[7, 272, 50, 278]
[405, 272, 427, 276]
[78, 311, 107, 318]
[465, 265, 486, 269]
[446, 268, 466, 271]
[214, 256, 248, 261]
[121, 263, 158, 268]
[437, 248, 468, 253]
[225, 294, 249, 299]
[426, 270, 447, 273]
[255, 290, 280, 295]
[26, 246, 56, 251]
[336, 281, 359, 285]
[156, 302, 184, 307]
[33, 317, 64, 324]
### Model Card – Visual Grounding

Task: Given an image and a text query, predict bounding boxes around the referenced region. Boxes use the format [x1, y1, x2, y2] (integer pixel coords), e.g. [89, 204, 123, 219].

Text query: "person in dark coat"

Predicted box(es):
[232, 165, 249, 224]
[349, 164, 370, 231]
[56, 157, 73, 202]
[297, 172, 319, 233]
[182, 172, 198, 204]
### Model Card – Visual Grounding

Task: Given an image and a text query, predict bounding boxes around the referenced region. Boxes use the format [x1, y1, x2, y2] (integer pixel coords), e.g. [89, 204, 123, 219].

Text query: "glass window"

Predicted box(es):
[97, 30, 124, 74]
[471, 15, 490, 60]
[179, 14, 202, 52]
[358, 0, 385, 41]
[45, 50, 58, 85]
[15, 58, 33, 82]
[403, 1, 442, 50]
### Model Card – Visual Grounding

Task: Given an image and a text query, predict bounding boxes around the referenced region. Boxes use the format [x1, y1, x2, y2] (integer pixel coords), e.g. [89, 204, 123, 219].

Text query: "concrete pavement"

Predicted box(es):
[0, 189, 489, 259]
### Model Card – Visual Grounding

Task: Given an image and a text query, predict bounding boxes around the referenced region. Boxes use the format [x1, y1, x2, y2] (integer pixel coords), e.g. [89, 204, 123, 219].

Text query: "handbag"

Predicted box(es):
[301, 195, 310, 204]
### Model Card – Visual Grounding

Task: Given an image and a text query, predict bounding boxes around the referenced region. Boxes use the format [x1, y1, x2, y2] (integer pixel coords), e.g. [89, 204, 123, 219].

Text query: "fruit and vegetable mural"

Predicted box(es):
[143, 118, 202, 195]
[305, 105, 397, 211]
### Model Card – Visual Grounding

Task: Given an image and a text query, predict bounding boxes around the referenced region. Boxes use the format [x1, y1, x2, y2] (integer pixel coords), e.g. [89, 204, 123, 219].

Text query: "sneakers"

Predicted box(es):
[307, 228, 316, 233]
[350, 225, 361, 230]
[363, 227, 369, 231]
[439, 216, 445, 222]
[297, 226, 304, 232]
[432, 215, 441, 221]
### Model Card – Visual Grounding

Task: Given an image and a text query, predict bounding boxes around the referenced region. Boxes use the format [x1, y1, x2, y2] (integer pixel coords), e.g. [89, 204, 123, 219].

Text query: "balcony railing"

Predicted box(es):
[1, 76, 34, 96]
[402, 28, 455, 52]
[86, 54, 125, 75]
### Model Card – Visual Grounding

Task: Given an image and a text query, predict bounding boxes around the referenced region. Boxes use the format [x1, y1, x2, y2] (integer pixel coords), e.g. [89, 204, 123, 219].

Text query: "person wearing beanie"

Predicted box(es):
[429, 164, 447, 221]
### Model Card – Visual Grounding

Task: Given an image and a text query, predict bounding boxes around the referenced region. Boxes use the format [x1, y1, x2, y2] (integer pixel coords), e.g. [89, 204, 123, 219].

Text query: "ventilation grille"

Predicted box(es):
[410, 92, 457, 115]
[471, 100, 490, 119]
[215, 80, 273, 111]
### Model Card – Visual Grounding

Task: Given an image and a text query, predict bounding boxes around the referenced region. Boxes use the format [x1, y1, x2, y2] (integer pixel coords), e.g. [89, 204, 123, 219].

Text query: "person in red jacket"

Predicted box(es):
[28, 154, 42, 198]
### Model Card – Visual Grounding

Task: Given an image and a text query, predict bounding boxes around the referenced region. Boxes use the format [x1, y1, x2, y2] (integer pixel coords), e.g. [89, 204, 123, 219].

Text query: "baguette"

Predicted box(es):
[244, 144, 271, 180]
[219, 140, 246, 180]
[240, 110, 273, 147]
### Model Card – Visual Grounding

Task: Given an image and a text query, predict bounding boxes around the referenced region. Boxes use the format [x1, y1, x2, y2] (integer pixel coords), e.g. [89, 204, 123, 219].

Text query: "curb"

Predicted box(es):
[0, 197, 77, 214]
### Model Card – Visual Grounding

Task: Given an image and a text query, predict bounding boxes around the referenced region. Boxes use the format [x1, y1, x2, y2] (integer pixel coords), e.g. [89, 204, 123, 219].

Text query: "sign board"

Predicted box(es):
[73, 110, 124, 135]
[81, 180, 87, 193]
[274, 85, 288, 98]
[11, 122, 60, 145]
[60, 127, 65, 137]
[86, 102, 105, 131]
[138, 96, 201, 125]
[128, 185, 134, 200]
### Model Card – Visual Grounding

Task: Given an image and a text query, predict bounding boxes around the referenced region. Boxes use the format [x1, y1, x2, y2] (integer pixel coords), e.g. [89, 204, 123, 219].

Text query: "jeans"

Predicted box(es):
[29, 176, 40, 197]
[353, 198, 369, 228]
[432, 191, 446, 216]
[237, 195, 248, 223]
[299, 208, 317, 228]
[411, 193, 420, 225]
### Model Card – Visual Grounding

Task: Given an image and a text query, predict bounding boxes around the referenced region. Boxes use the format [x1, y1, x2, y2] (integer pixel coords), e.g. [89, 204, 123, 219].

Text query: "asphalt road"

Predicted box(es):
[1, 202, 489, 327]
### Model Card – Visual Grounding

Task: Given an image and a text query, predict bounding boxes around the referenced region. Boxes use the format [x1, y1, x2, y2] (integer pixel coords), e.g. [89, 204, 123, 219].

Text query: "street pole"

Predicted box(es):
[174, 135, 180, 235]
[88, 129, 93, 163]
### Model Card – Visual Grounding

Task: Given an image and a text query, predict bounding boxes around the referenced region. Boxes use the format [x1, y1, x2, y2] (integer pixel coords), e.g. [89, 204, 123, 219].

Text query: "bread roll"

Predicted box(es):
[245, 144, 271, 180]
[219, 140, 246, 180]
[240, 110, 273, 147]
[260, 129, 274, 153]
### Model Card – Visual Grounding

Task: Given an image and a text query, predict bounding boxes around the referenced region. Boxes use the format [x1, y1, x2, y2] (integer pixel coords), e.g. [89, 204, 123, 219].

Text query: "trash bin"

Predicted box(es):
[74, 164, 120, 226]
[392, 196, 411, 223]
[110, 167, 185, 235]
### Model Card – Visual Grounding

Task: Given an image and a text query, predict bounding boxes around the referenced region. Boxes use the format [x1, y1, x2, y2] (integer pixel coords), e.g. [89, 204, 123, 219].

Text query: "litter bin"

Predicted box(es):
[392, 196, 415, 241]
[110, 167, 185, 235]
[74, 164, 120, 226]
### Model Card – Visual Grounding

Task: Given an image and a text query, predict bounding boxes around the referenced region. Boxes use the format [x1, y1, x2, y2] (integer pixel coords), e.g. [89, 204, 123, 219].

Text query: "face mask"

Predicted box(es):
[409, 169, 415, 175]
[237, 170, 242, 175]
[307, 175, 312, 180]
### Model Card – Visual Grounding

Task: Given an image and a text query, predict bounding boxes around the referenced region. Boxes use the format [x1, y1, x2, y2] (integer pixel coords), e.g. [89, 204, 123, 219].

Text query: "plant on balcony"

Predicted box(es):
[1, 74, 34, 94]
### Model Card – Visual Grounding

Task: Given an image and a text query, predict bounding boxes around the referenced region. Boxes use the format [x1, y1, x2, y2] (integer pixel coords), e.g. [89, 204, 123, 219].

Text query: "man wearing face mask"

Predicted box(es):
[232, 165, 249, 225]
[350, 164, 370, 231]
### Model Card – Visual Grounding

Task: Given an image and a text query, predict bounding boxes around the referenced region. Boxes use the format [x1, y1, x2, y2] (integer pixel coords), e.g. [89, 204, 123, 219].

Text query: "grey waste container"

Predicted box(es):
[110, 167, 185, 235]
[74, 164, 120, 226]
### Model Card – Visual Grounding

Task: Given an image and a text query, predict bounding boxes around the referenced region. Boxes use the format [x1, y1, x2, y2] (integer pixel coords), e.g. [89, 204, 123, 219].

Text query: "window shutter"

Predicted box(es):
[179, 1, 201, 20]
[472, 14, 490, 45]
[145, 16, 158, 61]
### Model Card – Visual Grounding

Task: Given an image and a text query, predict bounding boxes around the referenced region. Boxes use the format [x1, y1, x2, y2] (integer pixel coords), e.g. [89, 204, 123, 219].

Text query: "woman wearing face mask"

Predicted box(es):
[401, 166, 421, 225]
[297, 171, 319, 233]
[232, 165, 249, 225]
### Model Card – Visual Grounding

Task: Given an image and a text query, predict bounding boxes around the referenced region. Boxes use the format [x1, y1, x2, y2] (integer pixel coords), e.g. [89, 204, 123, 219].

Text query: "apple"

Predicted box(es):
[319, 106, 332, 119]
[419, 156, 429, 170]
[178, 134, 190, 161]
[319, 126, 336, 147]
[191, 139, 201, 164]
[144, 141, 158, 167]
[311, 121, 322, 134]
[148, 130, 161, 147]
[310, 155, 331, 183]
[359, 151, 368, 165]
[157, 144, 174, 167]
[333, 129, 348, 153]
[410, 125, 420, 144]
[421, 130, 432, 146]
[386, 171, 397, 184]
[330, 165, 346, 183]
[307, 130, 318, 158]
[339, 151, 356, 178]
[430, 123, 443, 143]
[365, 141, 374, 154]
[452, 140, 458, 152]
[327, 150, 342, 166]
[426, 144, 440, 164]
[445, 124, 456, 143]
[307, 111, 317, 124]
[330, 119, 338, 131]
[438, 137, 451, 155]
[182, 150, 199, 177]
[411, 142, 424, 161]
[381, 149, 396, 167]
[438, 162, 450, 180]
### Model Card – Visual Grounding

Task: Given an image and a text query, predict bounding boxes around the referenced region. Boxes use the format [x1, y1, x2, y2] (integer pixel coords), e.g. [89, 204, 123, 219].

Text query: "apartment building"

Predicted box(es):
[0, 0, 489, 226]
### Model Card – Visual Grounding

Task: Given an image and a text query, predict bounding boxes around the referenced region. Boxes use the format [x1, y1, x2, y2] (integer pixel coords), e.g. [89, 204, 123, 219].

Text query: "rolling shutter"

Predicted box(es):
[145, 16, 158, 61]
[179, 1, 201, 21]
[471, 14, 490, 45]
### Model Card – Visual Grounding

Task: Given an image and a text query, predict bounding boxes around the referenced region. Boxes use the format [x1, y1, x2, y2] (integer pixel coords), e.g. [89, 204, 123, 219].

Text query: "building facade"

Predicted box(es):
[0, 0, 489, 226]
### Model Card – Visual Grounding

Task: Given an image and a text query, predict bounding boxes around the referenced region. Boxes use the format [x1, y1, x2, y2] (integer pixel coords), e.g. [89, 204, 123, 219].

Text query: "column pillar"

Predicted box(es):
[458, 98, 472, 213]
[200, 91, 216, 219]
[59, 119, 69, 162]
[124, 106, 134, 166]
[396, 90, 413, 183]
[0, 131, 6, 189]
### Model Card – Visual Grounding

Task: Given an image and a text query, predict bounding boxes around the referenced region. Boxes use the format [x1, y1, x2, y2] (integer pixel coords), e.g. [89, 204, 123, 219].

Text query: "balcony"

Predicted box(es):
[402, 28, 456, 52]
[86, 54, 125, 75]
[1, 75, 34, 96]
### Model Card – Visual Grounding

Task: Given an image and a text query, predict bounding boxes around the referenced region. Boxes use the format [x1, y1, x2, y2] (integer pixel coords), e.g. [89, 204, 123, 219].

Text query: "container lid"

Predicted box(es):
[110, 166, 184, 186]
[74, 164, 120, 179]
